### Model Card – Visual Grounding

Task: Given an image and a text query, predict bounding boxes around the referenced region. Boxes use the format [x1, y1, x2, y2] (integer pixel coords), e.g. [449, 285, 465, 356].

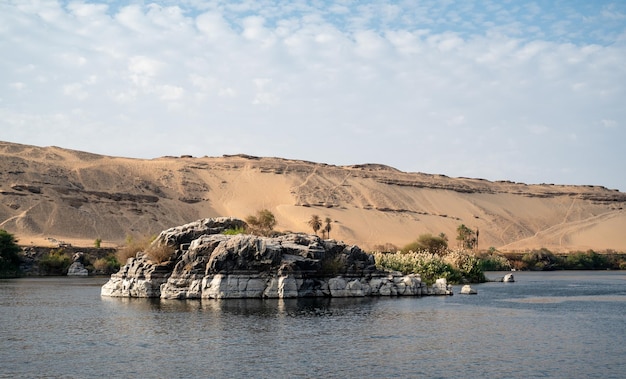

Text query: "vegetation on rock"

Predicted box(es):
[116, 235, 155, 263]
[93, 253, 121, 274]
[145, 244, 176, 264]
[245, 209, 277, 236]
[223, 226, 246, 235]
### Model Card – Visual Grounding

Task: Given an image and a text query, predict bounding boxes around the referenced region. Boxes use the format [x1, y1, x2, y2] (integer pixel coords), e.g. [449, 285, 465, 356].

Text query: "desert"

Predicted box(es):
[1, 140, 624, 253]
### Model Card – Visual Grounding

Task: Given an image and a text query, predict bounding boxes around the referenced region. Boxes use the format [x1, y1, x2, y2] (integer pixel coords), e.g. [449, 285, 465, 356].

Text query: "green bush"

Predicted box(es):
[93, 254, 121, 274]
[478, 253, 512, 271]
[320, 256, 344, 276]
[223, 227, 246, 235]
[39, 249, 72, 275]
[245, 209, 277, 236]
[402, 234, 448, 255]
[521, 248, 559, 271]
[562, 250, 610, 270]
[372, 250, 485, 285]
[443, 250, 486, 283]
[0, 229, 21, 277]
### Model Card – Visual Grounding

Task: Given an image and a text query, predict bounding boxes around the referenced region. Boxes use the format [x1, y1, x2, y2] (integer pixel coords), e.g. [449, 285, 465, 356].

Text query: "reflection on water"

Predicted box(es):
[505, 295, 626, 303]
[2, 272, 626, 378]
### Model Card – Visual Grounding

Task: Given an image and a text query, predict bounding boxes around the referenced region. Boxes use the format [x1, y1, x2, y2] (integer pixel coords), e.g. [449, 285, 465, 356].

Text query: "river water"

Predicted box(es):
[1, 271, 625, 378]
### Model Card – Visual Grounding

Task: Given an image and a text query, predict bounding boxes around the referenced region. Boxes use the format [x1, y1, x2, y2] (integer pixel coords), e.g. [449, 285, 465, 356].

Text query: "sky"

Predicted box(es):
[1, 0, 625, 191]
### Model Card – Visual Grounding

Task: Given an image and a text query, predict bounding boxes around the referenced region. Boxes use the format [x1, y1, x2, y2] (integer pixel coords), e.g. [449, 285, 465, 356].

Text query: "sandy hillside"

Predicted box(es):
[1, 141, 625, 252]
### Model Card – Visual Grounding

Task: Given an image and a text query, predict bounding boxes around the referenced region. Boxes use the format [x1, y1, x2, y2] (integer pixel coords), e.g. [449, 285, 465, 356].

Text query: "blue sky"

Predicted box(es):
[2, 0, 625, 191]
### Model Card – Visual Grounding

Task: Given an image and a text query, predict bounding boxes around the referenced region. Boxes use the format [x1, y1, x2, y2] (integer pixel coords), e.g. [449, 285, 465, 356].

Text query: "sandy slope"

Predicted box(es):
[1, 141, 625, 252]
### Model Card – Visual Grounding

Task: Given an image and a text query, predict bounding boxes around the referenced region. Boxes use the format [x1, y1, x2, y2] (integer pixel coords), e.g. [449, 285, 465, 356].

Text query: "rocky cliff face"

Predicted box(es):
[101, 218, 452, 299]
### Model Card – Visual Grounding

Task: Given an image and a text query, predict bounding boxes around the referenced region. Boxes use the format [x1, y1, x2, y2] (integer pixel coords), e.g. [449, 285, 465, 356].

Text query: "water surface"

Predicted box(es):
[1, 271, 625, 378]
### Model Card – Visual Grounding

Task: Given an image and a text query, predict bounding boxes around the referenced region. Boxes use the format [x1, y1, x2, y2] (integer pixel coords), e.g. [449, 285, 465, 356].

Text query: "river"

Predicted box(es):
[1, 271, 625, 378]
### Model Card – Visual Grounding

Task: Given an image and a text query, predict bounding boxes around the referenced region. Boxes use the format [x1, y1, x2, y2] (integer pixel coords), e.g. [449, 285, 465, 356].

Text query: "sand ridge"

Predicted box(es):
[1, 141, 625, 251]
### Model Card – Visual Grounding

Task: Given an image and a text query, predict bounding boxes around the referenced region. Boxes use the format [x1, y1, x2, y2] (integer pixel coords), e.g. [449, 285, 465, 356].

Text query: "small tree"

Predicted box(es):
[94, 238, 102, 248]
[0, 229, 21, 276]
[324, 217, 332, 239]
[245, 209, 277, 236]
[418, 233, 448, 254]
[402, 233, 448, 254]
[308, 215, 322, 235]
[456, 224, 477, 250]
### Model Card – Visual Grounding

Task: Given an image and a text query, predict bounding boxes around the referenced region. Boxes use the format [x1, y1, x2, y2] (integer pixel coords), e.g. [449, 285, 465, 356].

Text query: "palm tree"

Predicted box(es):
[308, 214, 322, 235]
[324, 217, 332, 239]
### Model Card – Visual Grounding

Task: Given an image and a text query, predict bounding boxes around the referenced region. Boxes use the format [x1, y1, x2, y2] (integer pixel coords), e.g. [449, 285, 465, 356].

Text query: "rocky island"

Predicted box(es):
[101, 217, 453, 299]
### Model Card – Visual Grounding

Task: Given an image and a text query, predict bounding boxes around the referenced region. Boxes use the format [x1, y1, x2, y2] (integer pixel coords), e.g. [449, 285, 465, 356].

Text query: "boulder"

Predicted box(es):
[67, 261, 88, 276]
[101, 217, 453, 299]
[503, 273, 515, 282]
[67, 252, 88, 276]
[460, 284, 477, 295]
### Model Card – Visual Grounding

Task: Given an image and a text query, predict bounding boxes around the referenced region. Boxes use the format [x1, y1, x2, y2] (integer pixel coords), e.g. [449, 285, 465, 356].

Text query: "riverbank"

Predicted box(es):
[9, 244, 626, 278]
[15, 245, 118, 277]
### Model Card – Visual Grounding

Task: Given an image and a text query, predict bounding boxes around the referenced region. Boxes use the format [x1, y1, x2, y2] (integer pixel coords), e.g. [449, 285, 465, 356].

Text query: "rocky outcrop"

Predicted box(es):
[67, 262, 88, 276]
[67, 252, 88, 276]
[101, 217, 453, 299]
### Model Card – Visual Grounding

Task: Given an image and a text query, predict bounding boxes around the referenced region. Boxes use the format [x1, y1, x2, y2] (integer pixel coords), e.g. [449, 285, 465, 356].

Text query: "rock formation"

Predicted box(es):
[460, 284, 477, 294]
[101, 217, 453, 299]
[67, 252, 88, 276]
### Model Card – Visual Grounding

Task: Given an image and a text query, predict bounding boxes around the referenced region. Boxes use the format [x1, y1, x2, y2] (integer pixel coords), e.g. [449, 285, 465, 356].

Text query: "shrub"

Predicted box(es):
[373, 251, 456, 285]
[563, 250, 610, 270]
[371, 243, 398, 253]
[223, 227, 246, 235]
[402, 234, 448, 255]
[145, 244, 176, 264]
[94, 238, 102, 248]
[521, 248, 559, 271]
[116, 235, 154, 264]
[39, 249, 72, 275]
[0, 229, 21, 277]
[245, 209, 277, 236]
[446, 252, 486, 283]
[478, 253, 512, 271]
[93, 254, 120, 274]
[320, 256, 343, 276]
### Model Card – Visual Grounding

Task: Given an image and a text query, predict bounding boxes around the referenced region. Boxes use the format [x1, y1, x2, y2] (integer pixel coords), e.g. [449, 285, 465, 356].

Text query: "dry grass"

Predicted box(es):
[145, 244, 176, 264]
[115, 235, 154, 264]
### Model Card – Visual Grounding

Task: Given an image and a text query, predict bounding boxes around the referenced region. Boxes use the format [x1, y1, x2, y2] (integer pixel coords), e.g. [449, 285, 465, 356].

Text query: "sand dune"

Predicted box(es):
[1, 141, 625, 252]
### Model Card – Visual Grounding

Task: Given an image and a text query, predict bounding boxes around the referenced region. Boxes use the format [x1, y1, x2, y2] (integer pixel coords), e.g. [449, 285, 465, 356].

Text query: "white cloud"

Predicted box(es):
[1, 0, 625, 190]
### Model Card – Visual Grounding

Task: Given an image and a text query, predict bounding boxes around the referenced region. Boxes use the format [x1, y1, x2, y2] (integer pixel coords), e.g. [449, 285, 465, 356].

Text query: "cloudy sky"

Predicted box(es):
[2, 1, 625, 191]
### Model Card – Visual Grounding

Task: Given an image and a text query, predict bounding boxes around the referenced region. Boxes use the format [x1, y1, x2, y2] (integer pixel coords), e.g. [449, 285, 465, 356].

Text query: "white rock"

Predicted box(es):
[503, 273, 515, 282]
[460, 284, 477, 295]
[67, 262, 88, 276]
